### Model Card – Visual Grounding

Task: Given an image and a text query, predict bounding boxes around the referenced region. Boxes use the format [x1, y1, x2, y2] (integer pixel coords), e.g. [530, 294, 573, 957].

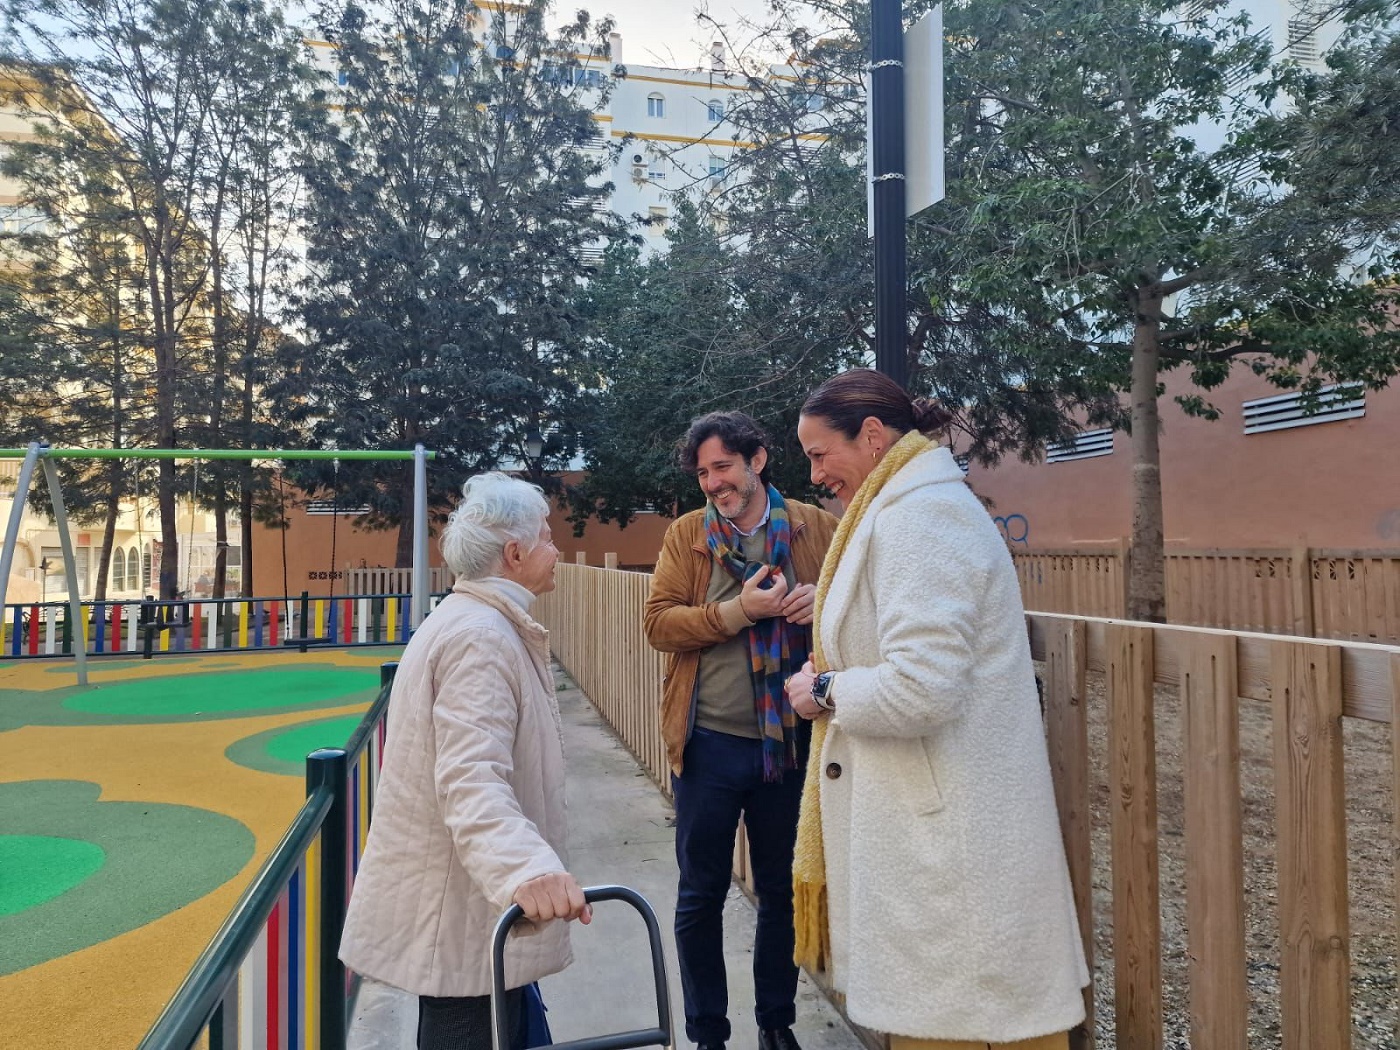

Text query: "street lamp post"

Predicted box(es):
[871, 0, 908, 389]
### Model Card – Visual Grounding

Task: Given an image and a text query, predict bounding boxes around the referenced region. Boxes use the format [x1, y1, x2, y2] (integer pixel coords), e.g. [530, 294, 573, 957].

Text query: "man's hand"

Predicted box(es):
[513, 872, 593, 924]
[780, 582, 816, 625]
[738, 565, 789, 621]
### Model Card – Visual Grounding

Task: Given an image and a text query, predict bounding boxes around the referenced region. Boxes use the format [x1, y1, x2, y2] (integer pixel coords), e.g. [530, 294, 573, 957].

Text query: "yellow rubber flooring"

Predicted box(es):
[0, 646, 403, 1050]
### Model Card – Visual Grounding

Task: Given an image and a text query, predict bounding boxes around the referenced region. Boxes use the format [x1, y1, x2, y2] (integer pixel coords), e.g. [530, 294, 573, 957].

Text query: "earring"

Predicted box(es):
[871, 450, 878, 461]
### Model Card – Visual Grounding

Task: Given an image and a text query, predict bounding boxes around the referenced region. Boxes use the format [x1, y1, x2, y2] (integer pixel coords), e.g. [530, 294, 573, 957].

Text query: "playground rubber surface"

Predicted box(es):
[0, 646, 403, 1050]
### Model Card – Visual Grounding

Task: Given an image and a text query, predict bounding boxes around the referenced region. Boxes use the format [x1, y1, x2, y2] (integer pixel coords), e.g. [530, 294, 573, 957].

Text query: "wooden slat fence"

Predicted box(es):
[345, 566, 452, 595]
[1014, 546, 1400, 645]
[536, 562, 1399, 1050]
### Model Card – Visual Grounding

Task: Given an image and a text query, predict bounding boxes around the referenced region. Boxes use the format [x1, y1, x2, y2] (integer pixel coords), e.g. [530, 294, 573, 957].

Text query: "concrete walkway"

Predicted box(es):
[347, 665, 863, 1050]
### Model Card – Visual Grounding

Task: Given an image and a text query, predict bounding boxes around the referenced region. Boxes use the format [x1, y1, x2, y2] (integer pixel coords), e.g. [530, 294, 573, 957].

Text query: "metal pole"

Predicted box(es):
[0, 441, 42, 615]
[411, 443, 428, 629]
[871, 0, 908, 388]
[40, 457, 89, 687]
[307, 748, 350, 1050]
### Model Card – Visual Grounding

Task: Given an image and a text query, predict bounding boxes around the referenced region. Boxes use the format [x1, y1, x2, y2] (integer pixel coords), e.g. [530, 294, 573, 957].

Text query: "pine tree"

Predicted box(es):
[293, 0, 622, 564]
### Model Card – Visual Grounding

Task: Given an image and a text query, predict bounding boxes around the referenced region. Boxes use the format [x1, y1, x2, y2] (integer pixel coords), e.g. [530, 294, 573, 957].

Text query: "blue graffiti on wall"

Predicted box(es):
[994, 514, 1030, 546]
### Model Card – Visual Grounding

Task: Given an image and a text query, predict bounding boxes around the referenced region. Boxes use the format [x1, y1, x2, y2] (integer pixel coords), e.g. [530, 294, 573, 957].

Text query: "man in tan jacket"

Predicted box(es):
[644, 412, 837, 1050]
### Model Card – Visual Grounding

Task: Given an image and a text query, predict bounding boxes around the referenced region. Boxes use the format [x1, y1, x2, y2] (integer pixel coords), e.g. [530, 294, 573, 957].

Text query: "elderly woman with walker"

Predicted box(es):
[785, 370, 1089, 1050]
[341, 472, 590, 1050]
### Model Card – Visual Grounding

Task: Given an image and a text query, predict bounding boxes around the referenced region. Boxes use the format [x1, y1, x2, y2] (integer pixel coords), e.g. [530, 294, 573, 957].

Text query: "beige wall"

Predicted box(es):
[966, 367, 1400, 550]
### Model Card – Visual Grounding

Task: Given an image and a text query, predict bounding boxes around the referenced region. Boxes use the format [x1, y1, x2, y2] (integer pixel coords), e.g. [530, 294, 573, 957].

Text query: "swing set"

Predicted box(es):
[0, 443, 435, 686]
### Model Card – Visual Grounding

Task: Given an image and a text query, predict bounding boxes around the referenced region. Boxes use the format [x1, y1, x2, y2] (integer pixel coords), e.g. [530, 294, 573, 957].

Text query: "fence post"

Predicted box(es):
[381, 661, 398, 689]
[604, 552, 618, 570]
[298, 590, 311, 654]
[307, 748, 350, 1050]
[1116, 536, 1132, 619]
[575, 552, 587, 565]
[1290, 547, 1314, 638]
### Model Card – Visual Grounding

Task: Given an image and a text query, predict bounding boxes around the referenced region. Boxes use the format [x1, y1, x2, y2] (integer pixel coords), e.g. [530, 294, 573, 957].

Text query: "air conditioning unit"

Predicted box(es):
[631, 164, 648, 183]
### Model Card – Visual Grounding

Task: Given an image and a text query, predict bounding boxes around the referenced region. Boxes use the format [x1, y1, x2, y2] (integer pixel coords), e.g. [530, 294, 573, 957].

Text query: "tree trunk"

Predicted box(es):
[95, 327, 124, 603]
[95, 465, 119, 603]
[213, 487, 228, 600]
[240, 480, 254, 597]
[210, 206, 228, 601]
[394, 468, 415, 568]
[1127, 287, 1166, 623]
[151, 223, 180, 601]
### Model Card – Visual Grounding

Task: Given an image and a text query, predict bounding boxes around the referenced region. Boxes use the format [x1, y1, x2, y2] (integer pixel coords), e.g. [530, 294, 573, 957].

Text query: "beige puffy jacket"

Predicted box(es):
[339, 579, 571, 997]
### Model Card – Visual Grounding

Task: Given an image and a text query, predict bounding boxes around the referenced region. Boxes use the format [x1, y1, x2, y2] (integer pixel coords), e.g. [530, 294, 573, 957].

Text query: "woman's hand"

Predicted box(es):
[786, 658, 824, 720]
[780, 582, 817, 625]
[513, 872, 593, 924]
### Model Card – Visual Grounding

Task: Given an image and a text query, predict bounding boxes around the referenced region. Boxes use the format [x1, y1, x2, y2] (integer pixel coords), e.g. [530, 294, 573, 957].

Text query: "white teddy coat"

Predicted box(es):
[818, 446, 1089, 1042]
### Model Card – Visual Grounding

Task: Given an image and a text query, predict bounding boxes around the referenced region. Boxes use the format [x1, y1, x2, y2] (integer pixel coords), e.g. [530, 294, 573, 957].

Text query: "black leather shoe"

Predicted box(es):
[758, 1028, 801, 1050]
[697, 1043, 726, 1050]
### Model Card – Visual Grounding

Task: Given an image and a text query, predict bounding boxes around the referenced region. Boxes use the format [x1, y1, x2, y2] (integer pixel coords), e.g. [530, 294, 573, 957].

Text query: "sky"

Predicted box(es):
[587, 0, 792, 69]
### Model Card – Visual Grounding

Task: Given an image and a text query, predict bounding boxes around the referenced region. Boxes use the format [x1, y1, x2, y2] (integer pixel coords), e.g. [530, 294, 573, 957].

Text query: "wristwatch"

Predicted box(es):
[811, 671, 836, 712]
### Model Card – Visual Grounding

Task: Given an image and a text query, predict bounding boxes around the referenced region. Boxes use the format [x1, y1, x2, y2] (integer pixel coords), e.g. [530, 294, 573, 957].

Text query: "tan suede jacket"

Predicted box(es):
[643, 498, 838, 775]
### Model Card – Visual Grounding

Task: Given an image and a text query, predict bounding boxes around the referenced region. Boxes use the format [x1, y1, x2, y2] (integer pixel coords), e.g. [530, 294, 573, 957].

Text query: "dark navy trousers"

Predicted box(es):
[671, 726, 805, 1046]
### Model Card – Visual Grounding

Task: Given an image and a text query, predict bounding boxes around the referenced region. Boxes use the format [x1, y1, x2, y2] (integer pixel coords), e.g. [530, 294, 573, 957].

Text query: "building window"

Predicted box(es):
[647, 206, 669, 233]
[708, 155, 725, 179]
[336, 69, 349, 87]
[707, 99, 723, 121]
[495, 44, 516, 61]
[0, 206, 48, 235]
[647, 93, 665, 118]
[574, 68, 604, 88]
[111, 548, 126, 589]
[142, 545, 153, 592]
[647, 160, 666, 182]
[1242, 383, 1364, 435]
[1045, 428, 1114, 463]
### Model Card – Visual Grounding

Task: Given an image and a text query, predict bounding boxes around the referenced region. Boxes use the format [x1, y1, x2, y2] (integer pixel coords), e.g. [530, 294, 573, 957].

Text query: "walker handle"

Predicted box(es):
[490, 884, 674, 1050]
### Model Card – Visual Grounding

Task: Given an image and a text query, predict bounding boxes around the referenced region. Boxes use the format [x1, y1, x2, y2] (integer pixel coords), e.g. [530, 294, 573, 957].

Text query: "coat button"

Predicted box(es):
[825, 762, 842, 779]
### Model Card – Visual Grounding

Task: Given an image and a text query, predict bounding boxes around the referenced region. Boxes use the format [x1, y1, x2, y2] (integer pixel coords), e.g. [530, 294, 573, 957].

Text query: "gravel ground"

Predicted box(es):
[1065, 670, 1397, 1049]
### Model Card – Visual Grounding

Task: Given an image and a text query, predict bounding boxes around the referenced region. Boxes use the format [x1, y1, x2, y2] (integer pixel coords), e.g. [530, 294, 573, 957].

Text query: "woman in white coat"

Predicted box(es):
[785, 370, 1088, 1050]
[340, 473, 591, 1050]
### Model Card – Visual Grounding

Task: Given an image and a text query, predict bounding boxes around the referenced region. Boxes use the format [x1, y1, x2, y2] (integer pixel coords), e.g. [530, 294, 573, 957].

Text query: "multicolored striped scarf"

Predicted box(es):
[704, 485, 810, 781]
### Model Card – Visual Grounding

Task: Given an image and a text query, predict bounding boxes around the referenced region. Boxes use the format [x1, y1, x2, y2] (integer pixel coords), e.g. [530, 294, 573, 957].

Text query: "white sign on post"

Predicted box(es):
[867, 4, 945, 236]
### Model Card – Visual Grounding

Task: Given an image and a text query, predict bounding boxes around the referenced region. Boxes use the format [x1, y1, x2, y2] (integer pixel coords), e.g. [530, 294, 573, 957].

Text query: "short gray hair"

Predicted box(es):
[440, 472, 551, 581]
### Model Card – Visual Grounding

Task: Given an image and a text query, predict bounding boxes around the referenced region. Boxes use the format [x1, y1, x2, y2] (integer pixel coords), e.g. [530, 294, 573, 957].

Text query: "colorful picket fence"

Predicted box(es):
[139, 665, 394, 1050]
[2, 593, 446, 659]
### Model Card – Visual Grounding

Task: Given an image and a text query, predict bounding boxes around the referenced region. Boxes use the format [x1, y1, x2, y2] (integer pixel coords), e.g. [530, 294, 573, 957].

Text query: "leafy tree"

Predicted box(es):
[184, 1, 321, 597]
[4, 0, 231, 598]
[675, 0, 1400, 621]
[0, 77, 161, 600]
[292, 0, 622, 565]
[934, 0, 1400, 620]
[577, 3, 1120, 524]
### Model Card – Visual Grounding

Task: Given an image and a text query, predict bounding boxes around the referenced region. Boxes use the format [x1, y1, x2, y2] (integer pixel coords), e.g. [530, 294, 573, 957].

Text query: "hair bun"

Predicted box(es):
[911, 397, 953, 434]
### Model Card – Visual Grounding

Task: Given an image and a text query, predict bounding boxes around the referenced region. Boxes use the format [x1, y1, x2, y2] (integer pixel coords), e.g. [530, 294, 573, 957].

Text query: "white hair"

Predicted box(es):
[440, 472, 550, 581]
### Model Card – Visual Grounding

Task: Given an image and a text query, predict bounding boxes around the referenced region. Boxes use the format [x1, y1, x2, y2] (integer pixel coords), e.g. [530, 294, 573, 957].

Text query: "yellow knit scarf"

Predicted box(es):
[792, 429, 933, 973]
